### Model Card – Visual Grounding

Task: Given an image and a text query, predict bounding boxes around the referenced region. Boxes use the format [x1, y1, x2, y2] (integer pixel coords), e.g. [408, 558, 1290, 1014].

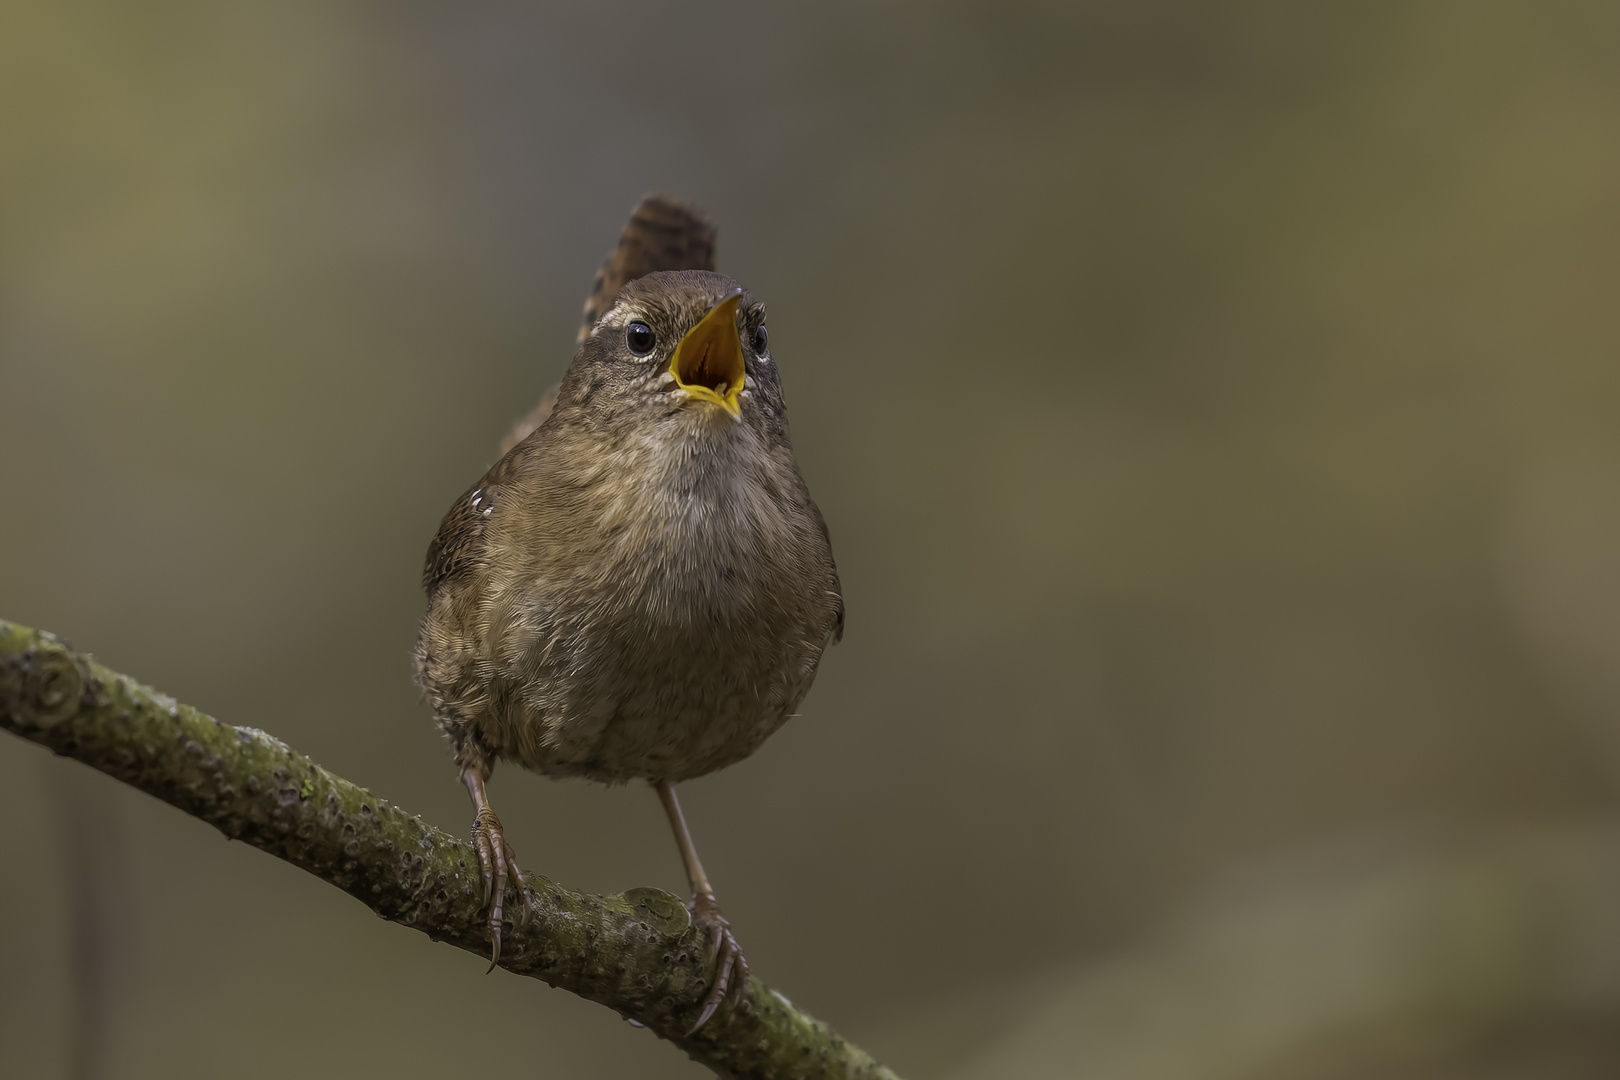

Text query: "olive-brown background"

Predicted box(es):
[5, 2, 1620, 1078]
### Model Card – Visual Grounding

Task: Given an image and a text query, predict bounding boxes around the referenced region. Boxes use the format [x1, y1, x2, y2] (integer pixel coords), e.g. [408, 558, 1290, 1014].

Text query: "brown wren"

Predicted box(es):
[414, 195, 843, 1030]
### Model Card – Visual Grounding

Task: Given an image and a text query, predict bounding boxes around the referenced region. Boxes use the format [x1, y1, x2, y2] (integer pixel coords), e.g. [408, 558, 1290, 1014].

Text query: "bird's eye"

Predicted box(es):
[753, 325, 768, 354]
[626, 321, 655, 355]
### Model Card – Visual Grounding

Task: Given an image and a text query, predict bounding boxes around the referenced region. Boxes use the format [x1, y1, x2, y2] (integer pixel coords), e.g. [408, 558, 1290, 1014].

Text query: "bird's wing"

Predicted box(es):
[422, 451, 524, 595]
[500, 195, 717, 454]
[811, 501, 845, 644]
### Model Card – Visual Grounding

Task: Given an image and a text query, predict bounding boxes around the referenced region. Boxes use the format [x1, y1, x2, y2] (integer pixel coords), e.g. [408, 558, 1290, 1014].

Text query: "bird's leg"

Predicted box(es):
[655, 779, 748, 1031]
[462, 764, 527, 971]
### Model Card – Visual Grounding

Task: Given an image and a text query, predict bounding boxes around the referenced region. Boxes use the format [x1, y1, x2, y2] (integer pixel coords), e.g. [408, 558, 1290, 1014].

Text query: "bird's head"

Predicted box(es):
[557, 270, 786, 442]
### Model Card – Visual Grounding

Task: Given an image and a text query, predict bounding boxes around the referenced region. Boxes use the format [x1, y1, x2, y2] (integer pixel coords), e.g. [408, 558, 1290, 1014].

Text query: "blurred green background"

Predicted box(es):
[5, 2, 1620, 1077]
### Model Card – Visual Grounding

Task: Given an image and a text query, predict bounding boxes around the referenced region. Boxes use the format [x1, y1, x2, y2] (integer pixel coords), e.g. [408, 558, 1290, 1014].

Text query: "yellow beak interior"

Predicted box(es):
[669, 292, 745, 417]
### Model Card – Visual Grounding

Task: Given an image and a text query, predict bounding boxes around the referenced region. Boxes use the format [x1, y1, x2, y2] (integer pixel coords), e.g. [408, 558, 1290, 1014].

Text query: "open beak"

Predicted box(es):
[669, 291, 746, 418]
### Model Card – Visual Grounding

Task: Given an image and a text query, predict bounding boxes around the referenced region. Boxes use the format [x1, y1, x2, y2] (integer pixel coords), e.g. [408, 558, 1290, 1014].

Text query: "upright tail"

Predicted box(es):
[502, 194, 717, 452]
[577, 194, 717, 345]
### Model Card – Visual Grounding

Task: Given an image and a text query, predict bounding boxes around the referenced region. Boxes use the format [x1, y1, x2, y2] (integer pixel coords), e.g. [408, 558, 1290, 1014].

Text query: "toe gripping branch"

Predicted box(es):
[464, 770, 528, 970]
[688, 890, 750, 1032]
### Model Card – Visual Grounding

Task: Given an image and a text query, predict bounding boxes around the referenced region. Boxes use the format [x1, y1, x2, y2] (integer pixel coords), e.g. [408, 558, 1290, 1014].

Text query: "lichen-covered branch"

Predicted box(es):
[0, 619, 899, 1080]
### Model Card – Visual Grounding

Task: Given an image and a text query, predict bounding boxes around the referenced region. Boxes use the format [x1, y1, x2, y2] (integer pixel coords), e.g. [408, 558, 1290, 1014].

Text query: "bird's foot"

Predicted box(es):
[687, 891, 748, 1032]
[471, 805, 527, 971]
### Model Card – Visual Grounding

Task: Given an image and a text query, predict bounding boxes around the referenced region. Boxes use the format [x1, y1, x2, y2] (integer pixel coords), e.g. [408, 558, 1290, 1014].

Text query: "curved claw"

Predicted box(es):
[471, 806, 524, 972]
[687, 894, 749, 1033]
[507, 846, 530, 931]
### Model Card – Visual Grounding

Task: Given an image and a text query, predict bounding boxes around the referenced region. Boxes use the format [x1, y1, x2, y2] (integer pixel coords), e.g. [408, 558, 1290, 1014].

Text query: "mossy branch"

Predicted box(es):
[0, 619, 898, 1080]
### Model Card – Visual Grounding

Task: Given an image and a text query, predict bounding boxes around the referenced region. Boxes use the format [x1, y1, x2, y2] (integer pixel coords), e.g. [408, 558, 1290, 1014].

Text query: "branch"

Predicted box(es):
[0, 619, 899, 1080]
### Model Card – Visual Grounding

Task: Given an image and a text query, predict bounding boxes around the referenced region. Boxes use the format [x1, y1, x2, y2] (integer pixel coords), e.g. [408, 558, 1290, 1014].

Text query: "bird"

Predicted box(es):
[414, 195, 844, 1030]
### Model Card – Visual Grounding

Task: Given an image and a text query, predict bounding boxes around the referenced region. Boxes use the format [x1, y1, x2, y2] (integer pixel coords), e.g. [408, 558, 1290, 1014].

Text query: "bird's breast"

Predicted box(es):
[474, 425, 835, 782]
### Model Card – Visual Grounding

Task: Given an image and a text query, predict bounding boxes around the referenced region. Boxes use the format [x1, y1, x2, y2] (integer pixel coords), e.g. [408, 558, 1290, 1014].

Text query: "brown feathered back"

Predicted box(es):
[501, 195, 718, 453]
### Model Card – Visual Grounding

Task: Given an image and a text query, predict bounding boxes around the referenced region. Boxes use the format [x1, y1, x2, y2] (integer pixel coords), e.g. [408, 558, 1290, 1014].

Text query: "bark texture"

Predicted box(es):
[0, 619, 899, 1080]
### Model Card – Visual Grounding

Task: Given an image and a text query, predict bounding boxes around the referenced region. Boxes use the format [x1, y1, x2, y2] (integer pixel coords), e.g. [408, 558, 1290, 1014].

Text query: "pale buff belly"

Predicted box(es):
[478, 606, 826, 784]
